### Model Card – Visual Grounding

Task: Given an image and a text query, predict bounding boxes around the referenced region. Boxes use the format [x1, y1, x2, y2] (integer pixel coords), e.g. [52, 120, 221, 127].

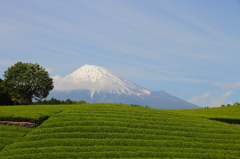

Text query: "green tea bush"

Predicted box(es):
[0, 125, 32, 151]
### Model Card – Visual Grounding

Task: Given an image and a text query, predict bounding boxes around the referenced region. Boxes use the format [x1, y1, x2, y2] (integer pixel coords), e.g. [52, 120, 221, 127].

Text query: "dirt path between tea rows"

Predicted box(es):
[232, 124, 240, 126]
[0, 121, 38, 128]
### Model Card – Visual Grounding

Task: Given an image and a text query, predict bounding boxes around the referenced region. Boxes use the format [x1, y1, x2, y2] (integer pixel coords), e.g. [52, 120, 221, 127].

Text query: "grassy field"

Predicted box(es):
[0, 104, 240, 158]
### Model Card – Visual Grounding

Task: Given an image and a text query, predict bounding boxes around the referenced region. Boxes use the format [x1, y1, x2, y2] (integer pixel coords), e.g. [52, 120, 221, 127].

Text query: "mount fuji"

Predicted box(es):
[48, 64, 200, 109]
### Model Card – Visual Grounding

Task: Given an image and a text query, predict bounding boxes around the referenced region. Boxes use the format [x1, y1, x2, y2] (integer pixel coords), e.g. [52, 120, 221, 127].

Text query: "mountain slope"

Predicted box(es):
[49, 64, 200, 109]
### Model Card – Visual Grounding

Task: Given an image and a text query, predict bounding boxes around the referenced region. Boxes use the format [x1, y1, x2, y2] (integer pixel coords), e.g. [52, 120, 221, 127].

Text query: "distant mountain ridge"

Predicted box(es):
[48, 64, 200, 109]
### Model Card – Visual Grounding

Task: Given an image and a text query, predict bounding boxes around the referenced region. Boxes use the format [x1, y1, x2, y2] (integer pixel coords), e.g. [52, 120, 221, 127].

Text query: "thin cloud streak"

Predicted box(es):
[209, 91, 233, 107]
[222, 82, 240, 89]
[188, 93, 210, 103]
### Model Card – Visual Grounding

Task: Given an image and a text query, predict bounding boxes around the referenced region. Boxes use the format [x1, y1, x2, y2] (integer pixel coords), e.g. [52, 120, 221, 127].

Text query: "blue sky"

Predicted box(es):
[1, 0, 240, 107]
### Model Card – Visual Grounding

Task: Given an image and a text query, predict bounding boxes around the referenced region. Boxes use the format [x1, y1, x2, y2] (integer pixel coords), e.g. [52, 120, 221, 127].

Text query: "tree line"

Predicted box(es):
[33, 98, 87, 105]
[220, 102, 240, 107]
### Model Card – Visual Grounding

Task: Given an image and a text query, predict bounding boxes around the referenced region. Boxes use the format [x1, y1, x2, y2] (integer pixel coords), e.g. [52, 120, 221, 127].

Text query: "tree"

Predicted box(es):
[0, 78, 13, 105]
[233, 102, 240, 106]
[65, 99, 73, 104]
[2, 62, 54, 105]
[77, 100, 87, 104]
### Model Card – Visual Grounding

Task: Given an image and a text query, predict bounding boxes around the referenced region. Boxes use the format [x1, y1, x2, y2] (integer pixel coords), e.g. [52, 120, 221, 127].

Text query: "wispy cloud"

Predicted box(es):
[209, 91, 233, 107]
[222, 82, 240, 89]
[0, 60, 16, 67]
[188, 93, 210, 103]
[45, 68, 53, 73]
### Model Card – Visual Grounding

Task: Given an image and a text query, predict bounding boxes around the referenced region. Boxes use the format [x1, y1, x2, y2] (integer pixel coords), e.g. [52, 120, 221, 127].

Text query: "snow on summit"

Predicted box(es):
[53, 64, 150, 95]
[65, 64, 117, 83]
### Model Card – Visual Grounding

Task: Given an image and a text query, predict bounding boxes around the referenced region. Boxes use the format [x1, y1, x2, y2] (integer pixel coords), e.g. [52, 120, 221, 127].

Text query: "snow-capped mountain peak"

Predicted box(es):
[54, 64, 150, 95]
[50, 64, 200, 109]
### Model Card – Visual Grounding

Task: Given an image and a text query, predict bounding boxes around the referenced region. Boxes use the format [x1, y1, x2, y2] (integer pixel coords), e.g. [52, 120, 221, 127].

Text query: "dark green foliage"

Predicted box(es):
[233, 102, 240, 106]
[2, 62, 54, 105]
[65, 99, 72, 104]
[76, 100, 87, 104]
[0, 78, 13, 106]
[209, 118, 240, 124]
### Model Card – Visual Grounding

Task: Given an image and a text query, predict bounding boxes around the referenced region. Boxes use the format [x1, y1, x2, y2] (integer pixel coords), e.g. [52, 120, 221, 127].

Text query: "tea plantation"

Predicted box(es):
[1, 104, 240, 158]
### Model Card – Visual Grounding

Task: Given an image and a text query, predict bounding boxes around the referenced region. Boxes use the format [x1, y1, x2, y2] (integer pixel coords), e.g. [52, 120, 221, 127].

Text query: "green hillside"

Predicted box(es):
[1, 104, 240, 158]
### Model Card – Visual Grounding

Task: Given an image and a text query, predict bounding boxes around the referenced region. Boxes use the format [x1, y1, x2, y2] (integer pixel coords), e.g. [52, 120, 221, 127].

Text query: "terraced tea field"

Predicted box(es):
[1, 104, 240, 158]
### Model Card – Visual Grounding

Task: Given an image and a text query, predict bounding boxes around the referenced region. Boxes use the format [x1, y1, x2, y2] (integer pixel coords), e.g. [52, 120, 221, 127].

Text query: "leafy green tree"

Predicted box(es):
[77, 100, 87, 104]
[226, 104, 232, 107]
[2, 62, 54, 105]
[233, 102, 240, 106]
[65, 99, 73, 104]
[0, 78, 13, 105]
[220, 104, 225, 107]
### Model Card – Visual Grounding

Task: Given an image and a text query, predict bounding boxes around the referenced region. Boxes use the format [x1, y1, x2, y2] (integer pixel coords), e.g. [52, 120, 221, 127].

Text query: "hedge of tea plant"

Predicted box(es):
[0, 125, 31, 151]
